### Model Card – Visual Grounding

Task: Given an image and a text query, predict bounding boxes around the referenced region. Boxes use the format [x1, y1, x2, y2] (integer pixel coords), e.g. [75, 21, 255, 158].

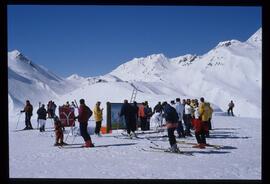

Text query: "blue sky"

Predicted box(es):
[8, 5, 261, 77]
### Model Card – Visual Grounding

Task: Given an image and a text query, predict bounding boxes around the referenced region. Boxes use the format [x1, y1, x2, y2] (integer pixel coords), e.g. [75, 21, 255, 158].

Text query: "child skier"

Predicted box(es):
[53, 116, 67, 146]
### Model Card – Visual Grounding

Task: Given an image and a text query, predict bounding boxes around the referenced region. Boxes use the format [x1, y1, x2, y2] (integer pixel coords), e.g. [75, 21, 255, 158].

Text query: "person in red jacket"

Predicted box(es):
[76, 99, 94, 148]
[138, 102, 147, 131]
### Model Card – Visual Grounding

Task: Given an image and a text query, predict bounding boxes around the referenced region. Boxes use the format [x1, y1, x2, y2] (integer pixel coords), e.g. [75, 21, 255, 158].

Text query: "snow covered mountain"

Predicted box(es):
[109, 28, 262, 118]
[8, 50, 77, 113]
[8, 28, 261, 118]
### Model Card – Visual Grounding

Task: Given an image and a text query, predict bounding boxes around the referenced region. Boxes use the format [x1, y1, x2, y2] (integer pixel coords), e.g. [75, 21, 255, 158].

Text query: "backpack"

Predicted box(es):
[86, 106, 93, 120]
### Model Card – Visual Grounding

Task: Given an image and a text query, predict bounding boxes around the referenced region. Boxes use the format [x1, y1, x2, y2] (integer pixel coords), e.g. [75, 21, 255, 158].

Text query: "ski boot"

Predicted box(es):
[168, 144, 180, 153]
[192, 143, 205, 149]
[84, 140, 95, 148]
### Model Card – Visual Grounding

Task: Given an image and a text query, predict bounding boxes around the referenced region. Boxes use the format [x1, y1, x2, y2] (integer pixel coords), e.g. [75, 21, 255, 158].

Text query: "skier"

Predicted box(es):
[53, 116, 67, 146]
[93, 101, 103, 137]
[206, 102, 213, 133]
[170, 100, 176, 108]
[153, 101, 163, 127]
[71, 101, 76, 108]
[51, 101, 57, 118]
[138, 102, 147, 131]
[153, 101, 163, 114]
[37, 104, 47, 132]
[120, 99, 137, 138]
[132, 101, 139, 130]
[192, 101, 207, 149]
[65, 101, 70, 107]
[175, 98, 185, 138]
[76, 99, 94, 147]
[227, 100, 235, 116]
[47, 101, 53, 118]
[198, 97, 211, 139]
[20, 100, 33, 130]
[161, 101, 180, 153]
[144, 101, 152, 130]
[150, 111, 163, 130]
[183, 99, 193, 136]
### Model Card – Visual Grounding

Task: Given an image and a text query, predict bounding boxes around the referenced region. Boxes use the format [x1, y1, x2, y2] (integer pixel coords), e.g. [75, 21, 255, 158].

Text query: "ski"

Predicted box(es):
[176, 140, 222, 149]
[141, 146, 193, 156]
[13, 128, 37, 132]
[119, 132, 143, 139]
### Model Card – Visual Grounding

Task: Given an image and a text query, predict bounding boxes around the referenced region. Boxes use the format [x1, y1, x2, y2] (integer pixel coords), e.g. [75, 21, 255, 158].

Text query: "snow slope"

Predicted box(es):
[9, 115, 261, 179]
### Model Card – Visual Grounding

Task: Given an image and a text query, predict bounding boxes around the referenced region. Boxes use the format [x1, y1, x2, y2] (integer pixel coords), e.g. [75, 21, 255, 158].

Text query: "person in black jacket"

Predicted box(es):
[37, 104, 47, 132]
[120, 99, 137, 138]
[154, 102, 163, 113]
[144, 101, 152, 130]
[133, 101, 139, 130]
[162, 101, 180, 153]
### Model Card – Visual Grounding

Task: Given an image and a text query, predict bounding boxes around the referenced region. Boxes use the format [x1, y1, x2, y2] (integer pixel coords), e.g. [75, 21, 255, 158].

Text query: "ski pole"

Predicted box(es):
[37, 119, 39, 129]
[16, 113, 22, 130]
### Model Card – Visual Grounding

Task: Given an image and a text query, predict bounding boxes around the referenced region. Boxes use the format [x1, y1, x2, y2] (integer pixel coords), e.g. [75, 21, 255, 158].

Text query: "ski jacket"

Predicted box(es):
[145, 106, 153, 118]
[120, 103, 136, 124]
[133, 104, 139, 118]
[150, 112, 163, 127]
[184, 104, 192, 115]
[78, 104, 92, 123]
[194, 106, 200, 119]
[163, 104, 179, 123]
[138, 105, 145, 118]
[199, 102, 211, 121]
[228, 102, 234, 108]
[22, 104, 33, 116]
[175, 102, 184, 121]
[93, 105, 103, 122]
[37, 107, 47, 120]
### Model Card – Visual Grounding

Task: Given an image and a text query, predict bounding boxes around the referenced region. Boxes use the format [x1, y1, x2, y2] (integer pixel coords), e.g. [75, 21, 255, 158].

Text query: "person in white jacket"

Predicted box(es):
[175, 98, 185, 138]
[183, 99, 193, 136]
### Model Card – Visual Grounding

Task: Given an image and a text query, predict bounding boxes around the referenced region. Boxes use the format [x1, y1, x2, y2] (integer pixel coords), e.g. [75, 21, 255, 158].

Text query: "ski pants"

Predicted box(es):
[25, 113, 33, 128]
[140, 117, 147, 131]
[95, 121, 102, 134]
[126, 120, 136, 134]
[146, 119, 150, 130]
[55, 129, 63, 143]
[167, 127, 177, 147]
[195, 130, 206, 144]
[80, 123, 91, 142]
[195, 121, 207, 144]
[38, 119, 46, 129]
[183, 114, 192, 134]
[227, 107, 234, 116]
[176, 120, 185, 137]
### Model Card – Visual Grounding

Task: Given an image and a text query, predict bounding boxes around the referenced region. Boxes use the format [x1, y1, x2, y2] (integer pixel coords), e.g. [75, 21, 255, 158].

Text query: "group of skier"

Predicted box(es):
[19, 97, 235, 151]
[119, 97, 214, 152]
[19, 99, 103, 147]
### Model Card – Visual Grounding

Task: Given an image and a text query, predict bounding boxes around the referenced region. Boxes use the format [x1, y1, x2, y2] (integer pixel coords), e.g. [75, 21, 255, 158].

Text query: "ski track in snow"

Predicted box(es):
[9, 115, 261, 179]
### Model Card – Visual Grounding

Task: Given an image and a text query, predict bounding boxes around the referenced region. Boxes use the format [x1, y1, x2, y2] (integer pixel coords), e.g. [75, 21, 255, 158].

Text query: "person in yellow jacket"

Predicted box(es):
[93, 101, 103, 136]
[197, 97, 210, 146]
